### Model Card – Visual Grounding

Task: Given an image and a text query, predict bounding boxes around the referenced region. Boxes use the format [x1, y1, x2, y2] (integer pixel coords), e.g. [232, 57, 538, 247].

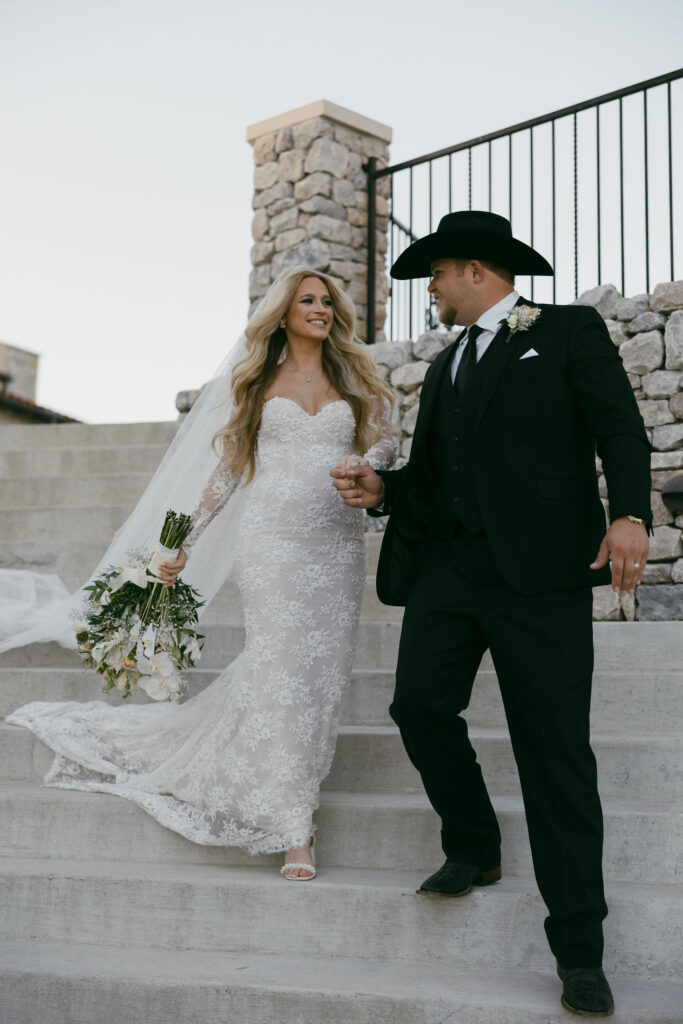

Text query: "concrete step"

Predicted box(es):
[4, 720, 681, 801]
[1, 662, 681, 734]
[0, 663, 679, 737]
[0, 782, 679, 883]
[0, 573, 397, 626]
[1, 619, 680, 677]
[0, 421, 177, 450]
[0, 666, 395, 724]
[0, 529, 384, 580]
[0, 621, 402, 671]
[1, 631, 681, 756]
[0, 539, 114, 582]
[2, 941, 681, 1024]
[0, 443, 167, 479]
[0, 504, 148, 543]
[0, 473, 151, 509]
[1, 858, 679, 979]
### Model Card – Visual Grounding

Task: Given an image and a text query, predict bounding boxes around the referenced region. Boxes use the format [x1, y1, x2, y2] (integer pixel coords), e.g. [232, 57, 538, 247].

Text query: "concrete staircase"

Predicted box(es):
[0, 421, 681, 1024]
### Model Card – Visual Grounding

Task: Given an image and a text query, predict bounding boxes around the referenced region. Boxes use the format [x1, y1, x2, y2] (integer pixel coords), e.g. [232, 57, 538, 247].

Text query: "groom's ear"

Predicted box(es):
[466, 260, 484, 282]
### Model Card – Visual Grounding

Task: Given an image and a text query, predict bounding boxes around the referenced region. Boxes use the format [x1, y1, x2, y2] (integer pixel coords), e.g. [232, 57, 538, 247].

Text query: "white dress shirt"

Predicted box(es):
[450, 290, 520, 384]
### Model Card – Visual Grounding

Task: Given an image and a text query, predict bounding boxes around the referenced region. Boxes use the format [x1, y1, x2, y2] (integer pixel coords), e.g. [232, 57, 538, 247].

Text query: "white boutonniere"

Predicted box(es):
[501, 305, 542, 338]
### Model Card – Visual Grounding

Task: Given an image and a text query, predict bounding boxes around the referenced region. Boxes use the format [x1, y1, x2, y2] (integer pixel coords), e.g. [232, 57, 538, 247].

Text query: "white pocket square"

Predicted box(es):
[520, 348, 539, 359]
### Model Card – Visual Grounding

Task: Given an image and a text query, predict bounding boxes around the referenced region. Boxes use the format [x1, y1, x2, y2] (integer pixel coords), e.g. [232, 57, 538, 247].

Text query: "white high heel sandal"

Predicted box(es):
[281, 836, 316, 881]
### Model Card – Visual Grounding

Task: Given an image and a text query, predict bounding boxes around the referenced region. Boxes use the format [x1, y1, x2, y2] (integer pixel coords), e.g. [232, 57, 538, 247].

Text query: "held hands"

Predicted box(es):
[590, 517, 649, 594]
[330, 456, 385, 509]
[156, 547, 188, 589]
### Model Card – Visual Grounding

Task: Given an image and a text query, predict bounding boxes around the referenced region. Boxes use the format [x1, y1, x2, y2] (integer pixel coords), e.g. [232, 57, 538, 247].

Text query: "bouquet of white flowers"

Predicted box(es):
[74, 511, 203, 701]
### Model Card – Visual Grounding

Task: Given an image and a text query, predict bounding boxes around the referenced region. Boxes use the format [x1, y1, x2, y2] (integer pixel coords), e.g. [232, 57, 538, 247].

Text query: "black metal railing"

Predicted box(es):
[364, 68, 683, 343]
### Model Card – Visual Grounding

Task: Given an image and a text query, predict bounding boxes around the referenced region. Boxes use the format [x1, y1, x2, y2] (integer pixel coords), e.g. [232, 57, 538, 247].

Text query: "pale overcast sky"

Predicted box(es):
[1, 0, 682, 423]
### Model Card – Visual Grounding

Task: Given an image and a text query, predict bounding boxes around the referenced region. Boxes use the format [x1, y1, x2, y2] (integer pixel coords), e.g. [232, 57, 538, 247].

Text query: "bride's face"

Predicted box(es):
[285, 277, 334, 343]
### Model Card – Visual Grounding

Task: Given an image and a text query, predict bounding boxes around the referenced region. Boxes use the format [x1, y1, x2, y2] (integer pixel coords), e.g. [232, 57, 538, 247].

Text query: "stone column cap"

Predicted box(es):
[247, 100, 392, 144]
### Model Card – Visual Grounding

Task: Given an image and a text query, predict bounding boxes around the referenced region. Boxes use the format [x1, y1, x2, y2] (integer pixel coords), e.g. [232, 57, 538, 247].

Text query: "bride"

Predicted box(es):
[5, 268, 396, 880]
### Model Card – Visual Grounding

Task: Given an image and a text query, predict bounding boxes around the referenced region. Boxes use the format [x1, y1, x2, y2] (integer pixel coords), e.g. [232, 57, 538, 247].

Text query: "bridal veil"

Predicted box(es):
[0, 337, 250, 654]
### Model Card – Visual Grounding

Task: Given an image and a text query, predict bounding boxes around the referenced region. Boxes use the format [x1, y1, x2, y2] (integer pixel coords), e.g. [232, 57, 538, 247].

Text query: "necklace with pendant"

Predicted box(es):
[286, 362, 321, 383]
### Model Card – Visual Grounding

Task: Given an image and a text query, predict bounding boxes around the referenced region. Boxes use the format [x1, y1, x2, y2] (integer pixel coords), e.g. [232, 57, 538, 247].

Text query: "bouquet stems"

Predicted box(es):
[140, 511, 194, 626]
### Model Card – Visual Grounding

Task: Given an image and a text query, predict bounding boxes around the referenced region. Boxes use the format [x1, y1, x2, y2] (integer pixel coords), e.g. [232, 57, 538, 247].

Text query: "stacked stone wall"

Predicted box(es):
[248, 116, 390, 341]
[370, 281, 683, 621]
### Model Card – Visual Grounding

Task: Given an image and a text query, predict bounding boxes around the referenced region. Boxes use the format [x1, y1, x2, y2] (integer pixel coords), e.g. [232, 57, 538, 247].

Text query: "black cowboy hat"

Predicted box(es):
[390, 210, 554, 279]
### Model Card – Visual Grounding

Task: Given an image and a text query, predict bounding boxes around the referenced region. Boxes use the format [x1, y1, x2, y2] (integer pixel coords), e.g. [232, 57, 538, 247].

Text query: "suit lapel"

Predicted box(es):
[476, 296, 532, 426]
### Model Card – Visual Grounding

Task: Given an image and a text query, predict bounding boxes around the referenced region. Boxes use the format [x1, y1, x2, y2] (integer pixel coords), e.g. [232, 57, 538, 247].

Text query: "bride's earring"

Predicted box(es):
[280, 320, 287, 329]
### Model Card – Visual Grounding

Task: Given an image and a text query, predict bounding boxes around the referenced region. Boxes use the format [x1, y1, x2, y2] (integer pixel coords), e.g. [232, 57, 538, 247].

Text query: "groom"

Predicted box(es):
[332, 211, 651, 1017]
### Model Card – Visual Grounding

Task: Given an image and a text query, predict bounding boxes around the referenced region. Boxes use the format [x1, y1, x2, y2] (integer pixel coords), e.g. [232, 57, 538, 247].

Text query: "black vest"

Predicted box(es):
[428, 338, 498, 538]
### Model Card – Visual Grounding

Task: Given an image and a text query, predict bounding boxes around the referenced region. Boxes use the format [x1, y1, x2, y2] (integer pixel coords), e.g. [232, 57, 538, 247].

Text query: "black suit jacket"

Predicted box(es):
[376, 299, 651, 605]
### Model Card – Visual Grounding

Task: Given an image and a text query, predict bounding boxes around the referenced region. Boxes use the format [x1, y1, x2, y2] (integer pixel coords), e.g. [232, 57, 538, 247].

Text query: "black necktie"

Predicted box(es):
[453, 324, 484, 395]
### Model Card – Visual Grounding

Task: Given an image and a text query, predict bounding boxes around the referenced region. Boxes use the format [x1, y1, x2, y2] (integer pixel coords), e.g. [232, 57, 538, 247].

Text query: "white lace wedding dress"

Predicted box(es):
[7, 397, 395, 854]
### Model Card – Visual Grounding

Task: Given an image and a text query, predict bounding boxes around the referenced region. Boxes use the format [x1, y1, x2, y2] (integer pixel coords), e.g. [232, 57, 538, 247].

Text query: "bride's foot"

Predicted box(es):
[281, 837, 316, 881]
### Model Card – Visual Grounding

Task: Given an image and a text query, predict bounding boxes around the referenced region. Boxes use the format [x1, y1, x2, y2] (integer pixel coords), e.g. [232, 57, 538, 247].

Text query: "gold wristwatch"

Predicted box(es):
[626, 515, 646, 526]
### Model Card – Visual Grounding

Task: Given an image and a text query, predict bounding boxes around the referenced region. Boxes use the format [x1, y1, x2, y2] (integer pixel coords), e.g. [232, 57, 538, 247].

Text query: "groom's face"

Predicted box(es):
[428, 259, 476, 327]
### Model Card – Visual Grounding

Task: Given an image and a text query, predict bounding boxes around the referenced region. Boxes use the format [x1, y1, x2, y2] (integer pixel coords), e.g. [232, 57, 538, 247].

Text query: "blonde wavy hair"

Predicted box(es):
[213, 267, 394, 483]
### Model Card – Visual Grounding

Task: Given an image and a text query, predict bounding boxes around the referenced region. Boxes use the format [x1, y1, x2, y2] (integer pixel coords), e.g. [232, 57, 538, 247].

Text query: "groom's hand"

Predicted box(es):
[330, 461, 385, 509]
[590, 517, 649, 594]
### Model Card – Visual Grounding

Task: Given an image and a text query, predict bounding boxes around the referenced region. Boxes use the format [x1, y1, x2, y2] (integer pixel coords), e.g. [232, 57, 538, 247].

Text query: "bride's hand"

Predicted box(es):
[330, 459, 385, 509]
[334, 454, 370, 475]
[157, 548, 187, 588]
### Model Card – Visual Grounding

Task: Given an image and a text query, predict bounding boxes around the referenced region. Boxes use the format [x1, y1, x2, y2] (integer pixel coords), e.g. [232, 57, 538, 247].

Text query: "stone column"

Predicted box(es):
[246, 100, 392, 341]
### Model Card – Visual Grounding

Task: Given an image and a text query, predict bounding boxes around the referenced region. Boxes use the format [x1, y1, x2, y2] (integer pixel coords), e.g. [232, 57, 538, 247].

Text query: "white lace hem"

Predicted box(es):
[46, 777, 314, 855]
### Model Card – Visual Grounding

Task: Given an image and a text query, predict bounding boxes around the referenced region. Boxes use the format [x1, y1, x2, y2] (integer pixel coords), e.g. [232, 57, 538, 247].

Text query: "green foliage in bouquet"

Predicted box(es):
[74, 511, 204, 702]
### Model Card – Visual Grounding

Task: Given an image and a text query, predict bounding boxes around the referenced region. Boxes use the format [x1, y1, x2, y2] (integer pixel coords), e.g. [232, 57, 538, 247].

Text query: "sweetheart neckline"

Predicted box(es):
[263, 396, 349, 419]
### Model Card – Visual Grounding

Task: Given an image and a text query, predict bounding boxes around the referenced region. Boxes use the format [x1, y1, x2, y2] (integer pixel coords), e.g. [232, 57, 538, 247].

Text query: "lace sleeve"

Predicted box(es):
[362, 399, 397, 471]
[183, 446, 241, 555]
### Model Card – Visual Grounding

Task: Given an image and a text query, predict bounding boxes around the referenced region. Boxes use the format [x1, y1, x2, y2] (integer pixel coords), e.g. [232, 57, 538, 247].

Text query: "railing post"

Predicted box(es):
[364, 157, 377, 344]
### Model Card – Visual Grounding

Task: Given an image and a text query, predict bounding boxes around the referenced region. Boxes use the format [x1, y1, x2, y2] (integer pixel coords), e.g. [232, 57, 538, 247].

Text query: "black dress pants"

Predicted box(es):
[390, 530, 607, 968]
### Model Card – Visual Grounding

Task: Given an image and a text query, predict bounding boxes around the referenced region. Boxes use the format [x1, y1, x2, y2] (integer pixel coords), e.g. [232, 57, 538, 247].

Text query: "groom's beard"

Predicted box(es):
[438, 303, 458, 327]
